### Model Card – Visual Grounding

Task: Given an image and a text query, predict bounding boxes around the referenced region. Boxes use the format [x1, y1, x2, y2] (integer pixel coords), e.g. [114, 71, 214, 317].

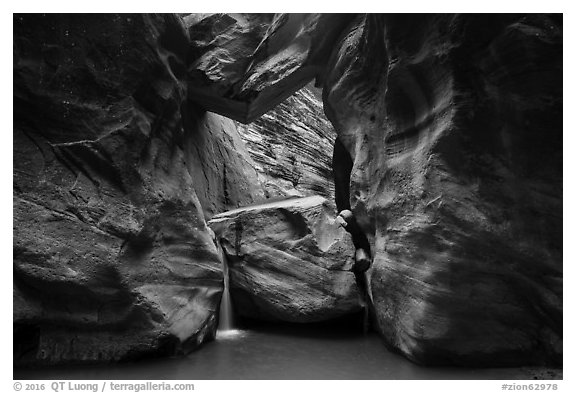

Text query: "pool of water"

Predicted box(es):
[14, 323, 561, 380]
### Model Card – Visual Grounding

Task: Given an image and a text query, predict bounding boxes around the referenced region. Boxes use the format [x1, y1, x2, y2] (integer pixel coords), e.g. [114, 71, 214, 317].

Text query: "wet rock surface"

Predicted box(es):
[208, 196, 363, 322]
[235, 86, 335, 200]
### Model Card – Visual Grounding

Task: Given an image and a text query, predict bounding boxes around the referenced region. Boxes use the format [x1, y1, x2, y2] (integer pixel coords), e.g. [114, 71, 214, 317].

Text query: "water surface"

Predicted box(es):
[14, 323, 561, 380]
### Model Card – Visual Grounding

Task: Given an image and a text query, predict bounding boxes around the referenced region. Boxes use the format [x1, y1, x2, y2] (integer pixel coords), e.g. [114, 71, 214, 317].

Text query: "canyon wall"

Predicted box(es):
[188, 13, 563, 366]
[14, 13, 562, 368]
[323, 14, 562, 366]
[185, 13, 340, 204]
[13, 14, 264, 366]
[185, 13, 355, 122]
[235, 86, 335, 200]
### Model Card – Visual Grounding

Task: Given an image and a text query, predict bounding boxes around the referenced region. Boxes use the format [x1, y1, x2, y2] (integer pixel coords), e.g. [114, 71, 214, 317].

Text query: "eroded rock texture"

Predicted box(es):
[236, 86, 335, 200]
[14, 12, 563, 369]
[187, 13, 562, 365]
[185, 13, 354, 122]
[208, 196, 362, 322]
[13, 14, 262, 366]
[324, 14, 562, 366]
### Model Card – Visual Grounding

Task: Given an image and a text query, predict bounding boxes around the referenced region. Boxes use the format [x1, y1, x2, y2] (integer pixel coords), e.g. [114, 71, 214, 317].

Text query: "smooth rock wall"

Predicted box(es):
[14, 13, 563, 368]
[323, 14, 562, 366]
[184, 107, 265, 219]
[13, 14, 262, 366]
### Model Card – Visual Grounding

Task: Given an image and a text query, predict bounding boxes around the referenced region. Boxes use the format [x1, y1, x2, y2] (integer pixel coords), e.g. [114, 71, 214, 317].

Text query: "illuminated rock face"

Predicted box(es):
[208, 196, 362, 323]
[323, 14, 562, 366]
[235, 86, 336, 201]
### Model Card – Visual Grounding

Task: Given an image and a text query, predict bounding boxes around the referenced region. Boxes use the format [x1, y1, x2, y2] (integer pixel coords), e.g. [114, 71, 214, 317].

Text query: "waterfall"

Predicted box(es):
[217, 246, 235, 332]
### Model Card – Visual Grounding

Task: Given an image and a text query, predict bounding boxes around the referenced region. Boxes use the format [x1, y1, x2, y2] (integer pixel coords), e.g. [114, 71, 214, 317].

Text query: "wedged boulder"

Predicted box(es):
[236, 86, 336, 200]
[13, 13, 261, 366]
[323, 14, 562, 366]
[186, 13, 355, 123]
[208, 196, 363, 322]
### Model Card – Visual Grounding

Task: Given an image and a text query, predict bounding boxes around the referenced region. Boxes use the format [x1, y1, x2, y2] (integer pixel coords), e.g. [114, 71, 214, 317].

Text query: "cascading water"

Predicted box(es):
[216, 242, 243, 339]
[218, 249, 234, 331]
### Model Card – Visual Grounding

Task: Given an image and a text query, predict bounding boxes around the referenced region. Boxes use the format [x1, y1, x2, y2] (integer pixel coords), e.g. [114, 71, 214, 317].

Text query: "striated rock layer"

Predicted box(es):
[324, 14, 562, 366]
[13, 14, 264, 366]
[235, 86, 335, 200]
[208, 196, 363, 322]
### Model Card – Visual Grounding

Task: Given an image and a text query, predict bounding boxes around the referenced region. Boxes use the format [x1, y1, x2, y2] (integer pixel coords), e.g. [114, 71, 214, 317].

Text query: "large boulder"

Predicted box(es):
[185, 13, 355, 123]
[324, 14, 562, 366]
[235, 86, 336, 200]
[13, 13, 262, 366]
[208, 196, 363, 322]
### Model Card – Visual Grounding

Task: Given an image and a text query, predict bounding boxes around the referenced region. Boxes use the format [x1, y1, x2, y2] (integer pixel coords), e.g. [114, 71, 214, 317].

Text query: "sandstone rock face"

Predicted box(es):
[324, 14, 562, 366]
[14, 12, 563, 369]
[236, 86, 335, 200]
[187, 13, 562, 365]
[13, 14, 262, 366]
[208, 196, 363, 322]
[185, 107, 265, 219]
[186, 13, 355, 123]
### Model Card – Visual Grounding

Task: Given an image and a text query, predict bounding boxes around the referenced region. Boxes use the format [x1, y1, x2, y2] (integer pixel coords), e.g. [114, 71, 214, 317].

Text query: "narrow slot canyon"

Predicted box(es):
[13, 13, 562, 381]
